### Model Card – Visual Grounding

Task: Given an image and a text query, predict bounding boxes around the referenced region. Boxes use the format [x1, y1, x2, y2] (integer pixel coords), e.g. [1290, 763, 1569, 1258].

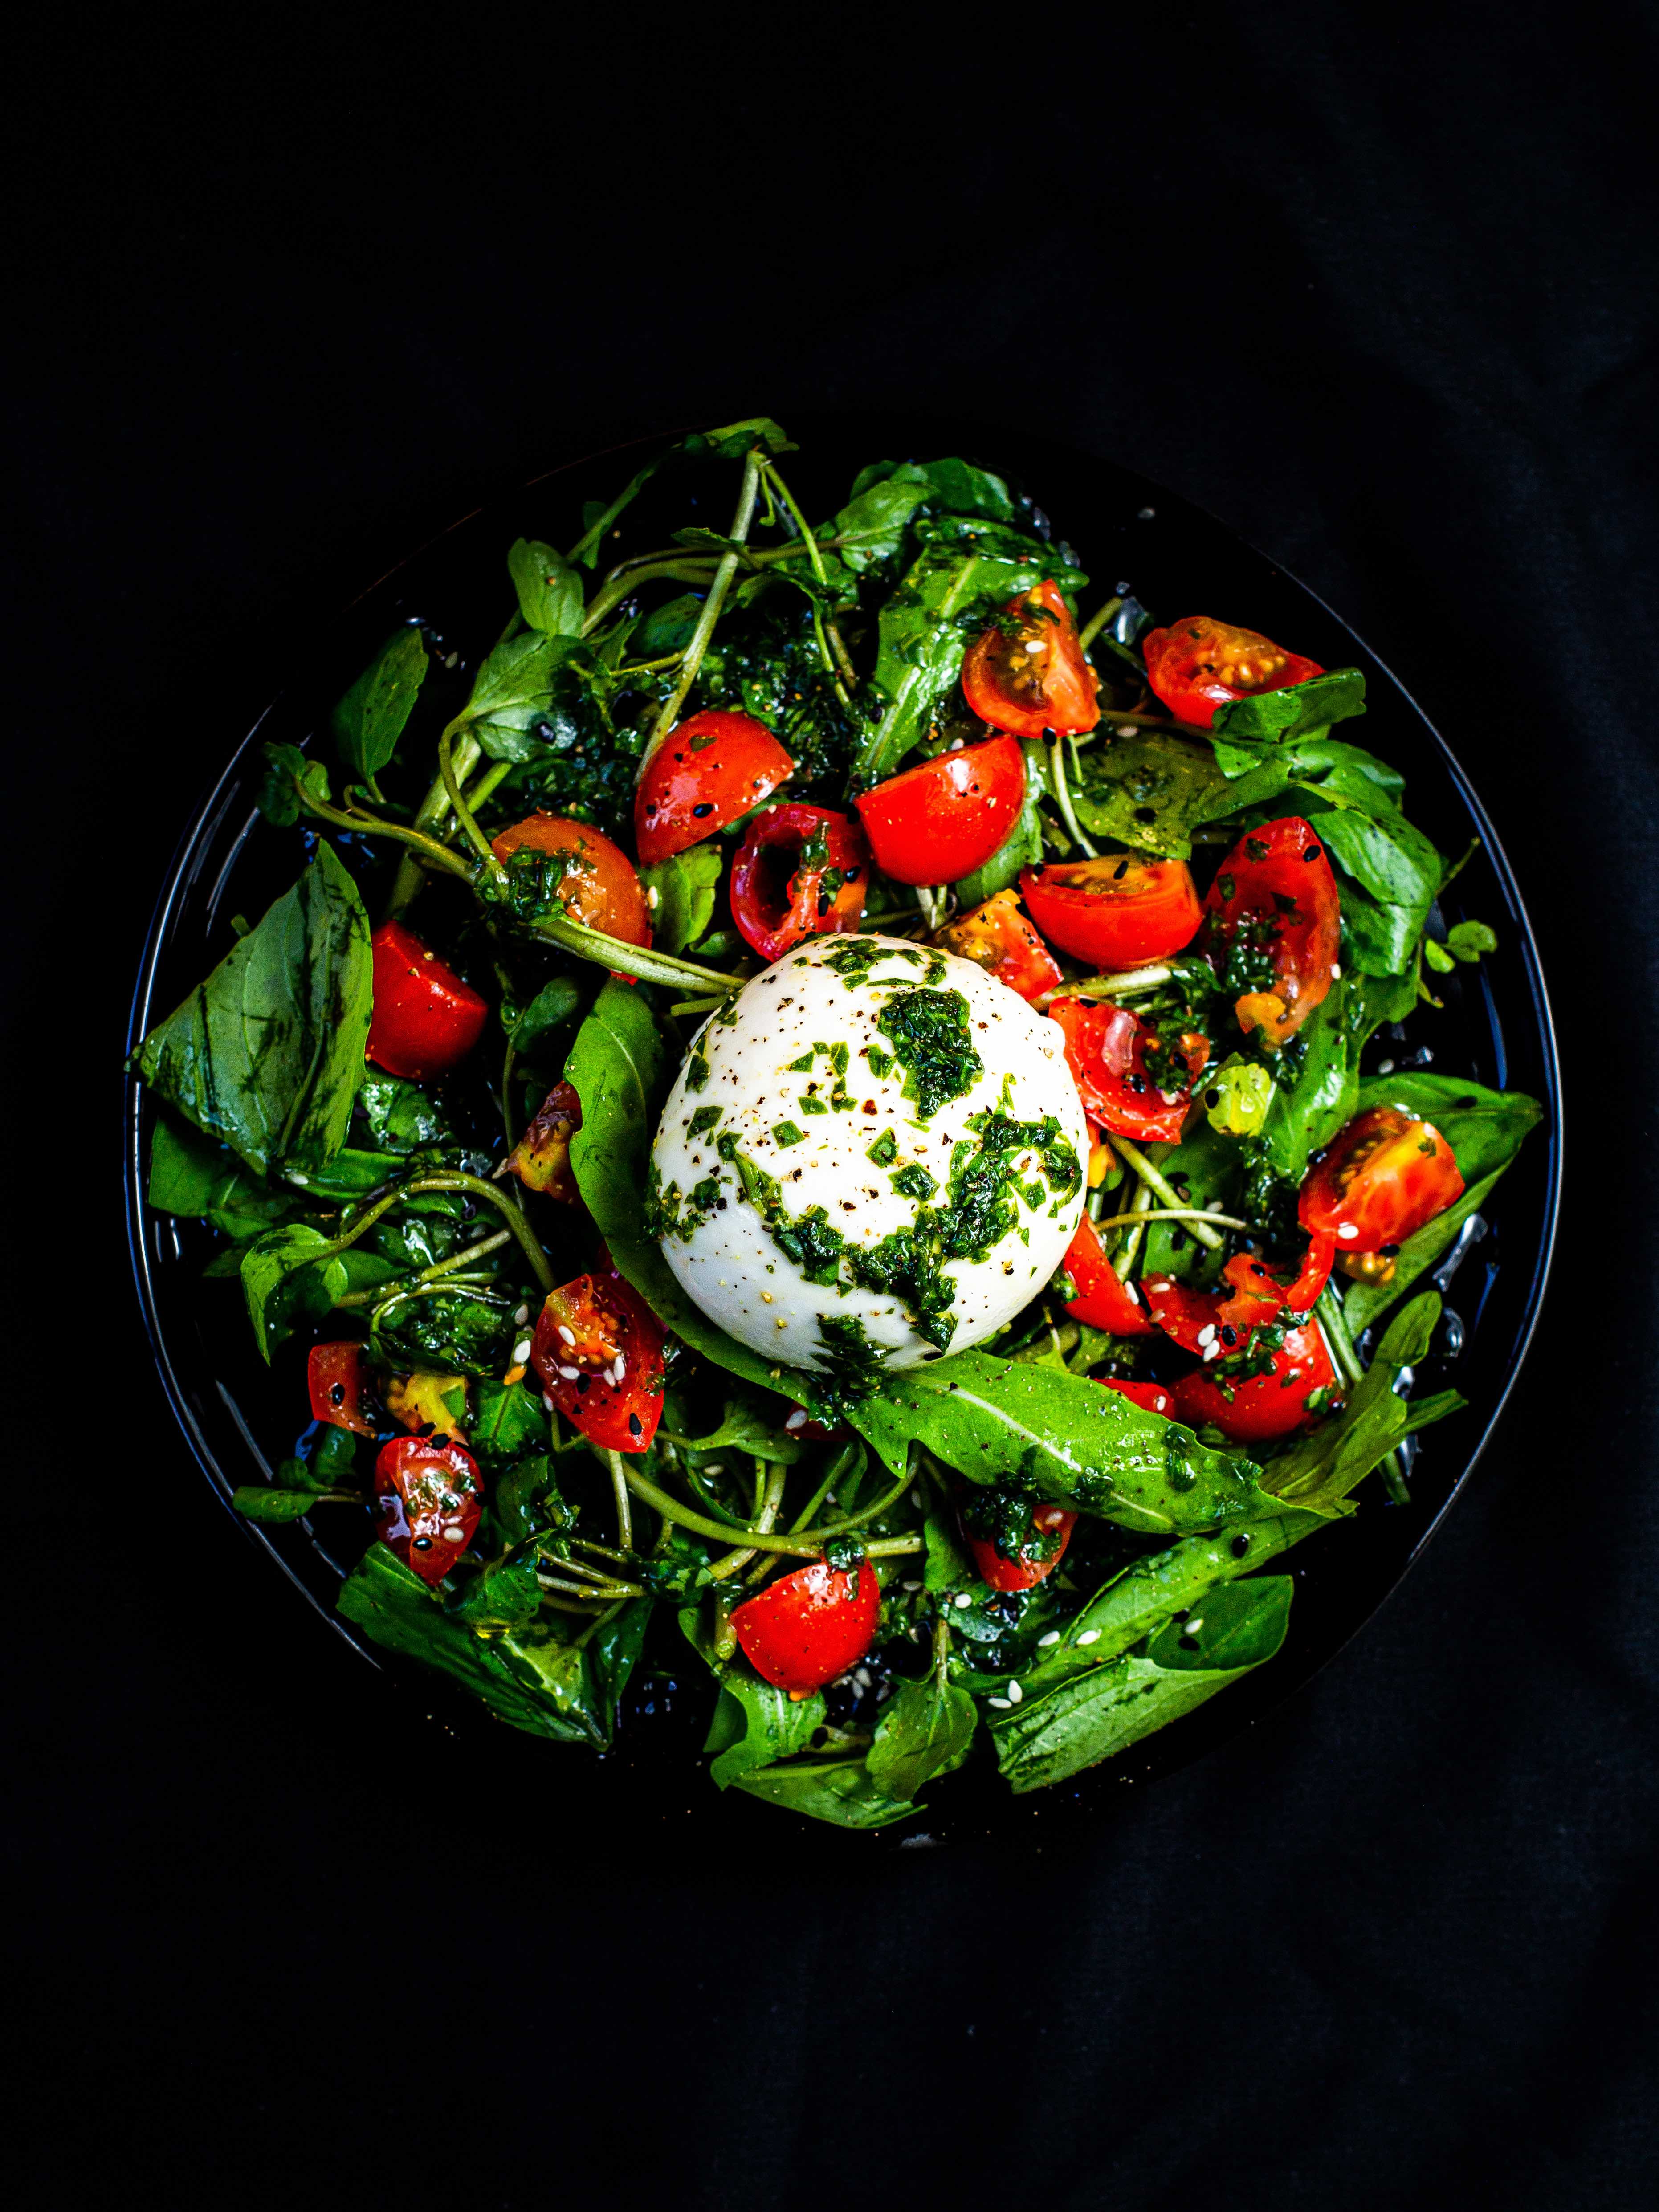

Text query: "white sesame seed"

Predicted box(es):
[1202, 1342, 1221, 1362]
[542, 1393, 556, 1411]
[1377, 1058, 1395, 1074]
[1337, 1223, 1360, 1240]
[1196, 1323, 1217, 1346]
[954, 1592, 972, 1609]
[1038, 1630, 1061, 1646]
[1331, 962, 1341, 978]
[557, 1324, 575, 1345]
[901, 1579, 922, 1592]
[1116, 723, 1137, 737]
[558, 1365, 580, 1381]
[1187, 1617, 1204, 1636]
[1076, 1629, 1101, 1646]
[646, 885, 660, 909]
[1005, 1680, 1023, 1704]
[512, 1339, 532, 1365]
[513, 1304, 530, 1327]
[988, 1697, 1012, 1710]
[784, 1408, 807, 1429]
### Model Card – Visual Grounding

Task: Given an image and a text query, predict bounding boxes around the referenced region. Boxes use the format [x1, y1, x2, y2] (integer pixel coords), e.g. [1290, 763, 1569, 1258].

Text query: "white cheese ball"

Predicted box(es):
[651, 934, 1088, 1374]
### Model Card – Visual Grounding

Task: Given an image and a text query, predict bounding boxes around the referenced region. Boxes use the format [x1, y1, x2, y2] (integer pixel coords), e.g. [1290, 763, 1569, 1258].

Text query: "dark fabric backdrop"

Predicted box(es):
[9, 4, 1656, 2206]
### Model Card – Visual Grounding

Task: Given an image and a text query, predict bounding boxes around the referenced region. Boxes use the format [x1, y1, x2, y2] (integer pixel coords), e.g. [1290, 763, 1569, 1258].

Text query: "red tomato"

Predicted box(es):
[373, 1434, 483, 1586]
[367, 921, 488, 1080]
[1300, 1107, 1464, 1253]
[635, 710, 793, 867]
[961, 579, 1101, 739]
[529, 1255, 666, 1453]
[1203, 816, 1341, 1047]
[966, 1503, 1077, 1594]
[490, 814, 651, 947]
[731, 1553, 880, 1699]
[1055, 1211, 1157, 1336]
[1048, 998, 1210, 1142]
[728, 803, 870, 962]
[1021, 854, 1202, 970]
[1098, 1377, 1176, 1418]
[1170, 1320, 1338, 1443]
[307, 1342, 377, 1435]
[938, 888, 1061, 1002]
[502, 1080, 582, 1202]
[854, 736, 1026, 886]
[1142, 615, 1325, 729]
[1144, 1253, 1284, 1355]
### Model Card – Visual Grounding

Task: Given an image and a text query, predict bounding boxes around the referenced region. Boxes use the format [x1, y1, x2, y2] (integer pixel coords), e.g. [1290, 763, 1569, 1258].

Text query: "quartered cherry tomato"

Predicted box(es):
[965, 1503, 1077, 1594]
[730, 1552, 880, 1699]
[1142, 615, 1325, 729]
[306, 1342, 377, 1435]
[367, 921, 488, 1080]
[937, 888, 1061, 1002]
[854, 735, 1026, 887]
[1098, 1377, 1176, 1418]
[1202, 815, 1341, 1047]
[1048, 998, 1210, 1142]
[1300, 1106, 1464, 1254]
[373, 1434, 483, 1586]
[1144, 1253, 1287, 1356]
[1020, 853, 1202, 969]
[1170, 1320, 1338, 1444]
[489, 814, 651, 947]
[502, 1080, 582, 1201]
[635, 710, 793, 866]
[1055, 1211, 1157, 1336]
[961, 579, 1101, 739]
[529, 1256, 666, 1452]
[729, 803, 869, 962]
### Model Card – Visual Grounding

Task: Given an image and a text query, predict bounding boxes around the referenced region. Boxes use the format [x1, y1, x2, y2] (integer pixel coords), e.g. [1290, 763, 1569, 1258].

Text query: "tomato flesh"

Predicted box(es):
[1202, 815, 1340, 1047]
[367, 921, 488, 1080]
[306, 1342, 377, 1435]
[1098, 1377, 1176, 1418]
[938, 888, 1061, 1002]
[1055, 1211, 1157, 1336]
[961, 579, 1101, 739]
[374, 1434, 483, 1586]
[728, 803, 869, 962]
[529, 1256, 666, 1453]
[503, 1080, 582, 1201]
[1300, 1106, 1464, 1253]
[966, 1503, 1077, 1594]
[731, 1553, 880, 1698]
[854, 735, 1026, 886]
[1021, 853, 1202, 970]
[490, 814, 651, 947]
[635, 710, 793, 867]
[1170, 1320, 1338, 1443]
[1048, 998, 1209, 1143]
[1142, 615, 1324, 729]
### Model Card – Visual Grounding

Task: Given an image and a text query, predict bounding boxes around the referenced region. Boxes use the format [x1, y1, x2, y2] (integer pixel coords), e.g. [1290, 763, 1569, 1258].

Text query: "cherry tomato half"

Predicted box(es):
[1021, 853, 1202, 970]
[529, 1255, 666, 1453]
[367, 921, 488, 1080]
[854, 736, 1026, 887]
[490, 814, 651, 947]
[729, 803, 870, 962]
[1203, 816, 1341, 1047]
[961, 579, 1101, 739]
[502, 1080, 582, 1202]
[635, 709, 794, 867]
[307, 1342, 377, 1435]
[1048, 998, 1210, 1143]
[937, 888, 1061, 1002]
[731, 1553, 880, 1699]
[1142, 615, 1325, 730]
[374, 1434, 483, 1586]
[1300, 1106, 1464, 1254]
[965, 1503, 1077, 1594]
[1055, 1211, 1157, 1336]
[1170, 1320, 1338, 1444]
[1098, 1377, 1176, 1418]
[1144, 1254, 1285, 1356]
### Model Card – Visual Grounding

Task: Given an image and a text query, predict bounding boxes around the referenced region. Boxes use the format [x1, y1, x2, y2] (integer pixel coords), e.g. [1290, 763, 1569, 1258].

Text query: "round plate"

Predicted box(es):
[124, 417, 1562, 1844]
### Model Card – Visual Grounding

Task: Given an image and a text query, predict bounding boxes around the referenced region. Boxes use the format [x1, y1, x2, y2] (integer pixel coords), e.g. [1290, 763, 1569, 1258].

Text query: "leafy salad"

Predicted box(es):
[133, 417, 1541, 1827]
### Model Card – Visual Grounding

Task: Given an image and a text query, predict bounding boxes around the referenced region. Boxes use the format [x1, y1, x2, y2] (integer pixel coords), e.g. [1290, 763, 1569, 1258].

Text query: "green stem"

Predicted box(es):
[464, 759, 514, 815]
[707, 1461, 789, 1582]
[579, 558, 719, 637]
[601, 1450, 634, 1551]
[440, 730, 508, 883]
[787, 1441, 863, 1534]
[762, 460, 856, 701]
[291, 779, 473, 882]
[1091, 1206, 1251, 1232]
[1037, 965, 1174, 1005]
[331, 1226, 514, 1309]
[1046, 733, 1098, 859]
[386, 711, 483, 917]
[636, 448, 765, 783]
[1077, 594, 1124, 653]
[1317, 1288, 1411, 1503]
[324, 1172, 555, 1294]
[528, 909, 746, 994]
[1111, 1134, 1221, 1251]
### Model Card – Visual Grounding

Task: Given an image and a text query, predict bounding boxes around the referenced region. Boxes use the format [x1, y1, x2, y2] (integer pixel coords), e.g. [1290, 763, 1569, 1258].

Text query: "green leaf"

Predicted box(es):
[446, 1553, 542, 1631]
[134, 843, 372, 1176]
[1257, 978, 1358, 1183]
[353, 1070, 452, 1153]
[372, 1292, 513, 1377]
[665, 1393, 807, 1465]
[470, 1380, 551, 1463]
[848, 456, 1016, 523]
[730, 1758, 919, 1829]
[825, 476, 935, 573]
[923, 1505, 971, 1592]
[507, 538, 584, 639]
[635, 592, 705, 655]
[1211, 668, 1366, 743]
[1315, 805, 1443, 978]
[868, 1674, 978, 1799]
[701, 1661, 824, 1790]
[1354, 1072, 1543, 1187]
[147, 1113, 293, 1240]
[231, 1485, 330, 1523]
[1266, 1292, 1460, 1513]
[508, 976, 585, 1058]
[1073, 725, 1240, 858]
[640, 843, 723, 954]
[694, 416, 795, 460]
[240, 1225, 346, 1361]
[460, 630, 583, 761]
[256, 741, 333, 827]
[331, 626, 428, 782]
[1423, 937, 1455, 974]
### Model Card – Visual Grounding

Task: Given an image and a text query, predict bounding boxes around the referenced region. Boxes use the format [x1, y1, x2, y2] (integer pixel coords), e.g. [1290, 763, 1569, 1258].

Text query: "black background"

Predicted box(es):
[9, 5, 1656, 2206]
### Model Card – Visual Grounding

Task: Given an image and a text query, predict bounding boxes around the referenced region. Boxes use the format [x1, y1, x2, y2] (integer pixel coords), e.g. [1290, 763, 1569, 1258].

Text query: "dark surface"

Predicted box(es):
[9, 5, 1656, 2208]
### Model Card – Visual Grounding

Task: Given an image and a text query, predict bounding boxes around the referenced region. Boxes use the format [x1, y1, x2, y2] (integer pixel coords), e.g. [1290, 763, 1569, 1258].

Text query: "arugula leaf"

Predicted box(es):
[730, 1758, 919, 1829]
[331, 626, 428, 783]
[1315, 806, 1443, 976]
[507, 975, 585, 1059]
[847, 456, 1016, 523]
[240, 1225, 346, 1360]
[135, 843, 372, 1176]
[692, 416, 795, 461]
[701, 1665, 825, 1789]
[640, 843, 723, 954]
[1266, 1292, 1459, 1512]
[1210, 668, 1366, 743]
[1257, 978, 1359, 1182]
[664, 1393, 807, 1464]
[470, 1380, 551, 1463]
[867, 1673, 978, 1799]
[507, 538, 584, 639]
[824, 476, 934, 574]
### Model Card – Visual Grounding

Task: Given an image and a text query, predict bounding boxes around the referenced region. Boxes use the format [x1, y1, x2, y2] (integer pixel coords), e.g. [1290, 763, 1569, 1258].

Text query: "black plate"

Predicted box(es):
[123, 417, 1562, 1844]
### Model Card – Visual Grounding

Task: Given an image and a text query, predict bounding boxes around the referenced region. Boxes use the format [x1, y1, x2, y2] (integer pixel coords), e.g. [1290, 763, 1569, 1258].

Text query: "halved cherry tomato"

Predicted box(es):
[1202, 816, 1340, 1047]
[489, 814, 651, 947]
[502, 1080, 582, 1201]
[731, 1552, 880, 1699]
[854, 736, 1026, 887]
[1048, 998, 1210, 1143]
[965, 1503, 1077, 1594]
[1055, 1212, 1157, 1336]
[367, 921, 488, 1080]
[1300, 1107, 1464, 1254]
[529, 1255, 666, 1453]
[937, 888, 1061, 1002]
[1021, 853, 1202, 969]
[635, 709, 793, 867]
[961, 579, 1101, 739]
[1143, 1229, 1335, 1361]
[374, 1434, 482, 1586]
[729, 803, 869, 962]
[1142, 615, 1325, 729]
[1098, 1377, 1176, 1418]
[306, 1342, 377, 1435]
[1170, 1320, 1338, 1444]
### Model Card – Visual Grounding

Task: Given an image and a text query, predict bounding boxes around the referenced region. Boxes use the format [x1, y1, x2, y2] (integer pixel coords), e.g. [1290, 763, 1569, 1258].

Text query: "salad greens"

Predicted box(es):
[133, 419, 1541, 1827]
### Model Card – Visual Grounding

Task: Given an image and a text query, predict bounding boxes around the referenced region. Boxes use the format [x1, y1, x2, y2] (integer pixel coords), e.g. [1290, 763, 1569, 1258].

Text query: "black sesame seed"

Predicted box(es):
[692, 801, 714, 818]
[1304, 844, 1322, 862]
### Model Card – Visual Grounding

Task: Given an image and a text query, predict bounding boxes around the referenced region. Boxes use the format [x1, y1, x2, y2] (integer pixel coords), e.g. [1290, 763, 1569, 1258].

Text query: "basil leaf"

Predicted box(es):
[1073, 725, 1240, 857]
[256, 742, 332, 827]
[331, 626, 428, 783]
[470, 1380, 551, 1463]
[354, 1070, 452, 1153]
[729, 1758, 919, 1829]
[507, 538, 584, 639]
[446, 1554, 542, 1632]
[240, 1224, 346, 1360]
[867, 1674, 978, 1800]
[640, 842, 723, 954]
[508, 975, 585, 1057]
[460, 630, 583, 761]
[1211, 668, 1366, 744]
[825, 477, 934, 574]
[847, 456, 1016, 524]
